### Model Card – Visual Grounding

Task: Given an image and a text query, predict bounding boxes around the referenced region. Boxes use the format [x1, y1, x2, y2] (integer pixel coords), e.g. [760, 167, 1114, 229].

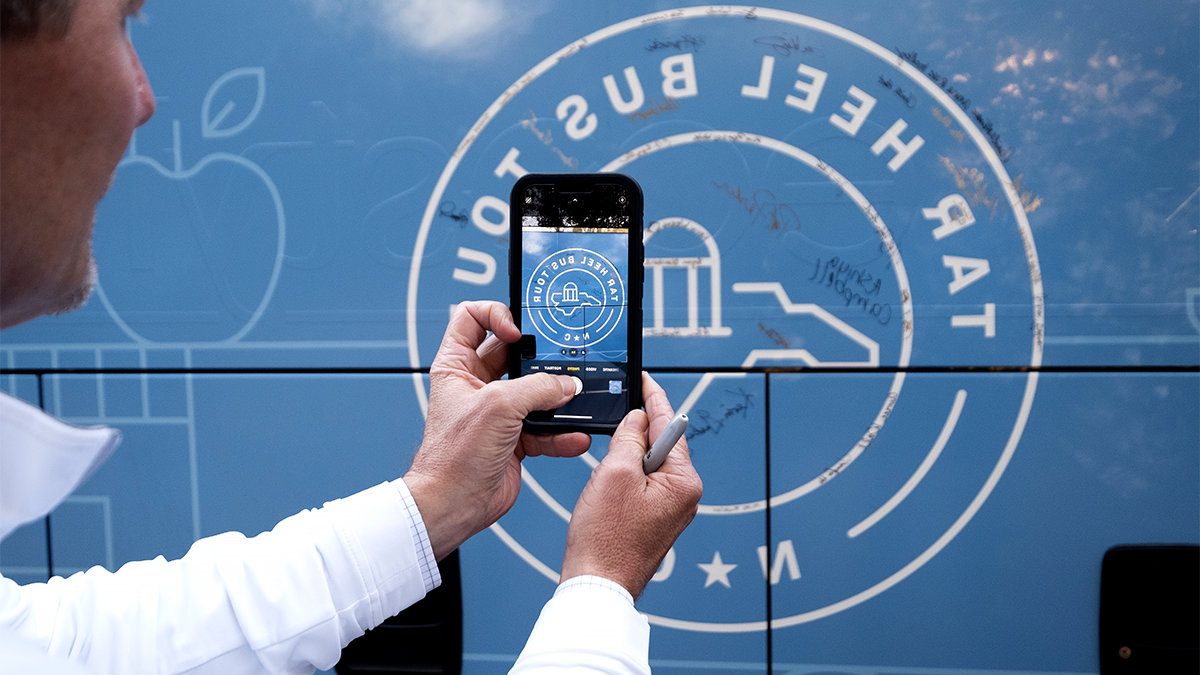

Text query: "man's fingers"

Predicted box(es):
[521, 431, 592, 458]
[476, 334, 510, 381]
[640, 372, 692, 464]
[489, 372, 577, 419]
[641, 373, 675, 440]
[465, 301, 522, 343]
[440, 302, 520, 355]
[605, 409, 650, 468]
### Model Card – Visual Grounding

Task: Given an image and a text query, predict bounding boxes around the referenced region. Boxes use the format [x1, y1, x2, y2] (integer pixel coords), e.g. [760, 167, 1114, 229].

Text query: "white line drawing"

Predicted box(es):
[597, 128, 913, 357]
[1044, 335, 1199, 345]
[1188, 288, 1200, 333]
[202, 67, 266, 139]
[139, 350, 150, 417]
[767, 372, 1040, 630]
[0, 496, 118, 577]
[730, 282, 881, 368]
[59, 495, 115, 573]
[1, 338, 423, 555]
[488, 522, 559, 582]
[599, 131, 913, 518]
[1, 355, 12, 397]
[848, 389, 967, 538]
[671, 282, 892, 516]
[49, 416, 190, 425]
[407, 6, 1044, 633]
[5, 346, 204, 544]
[2, 341, 409, 354]
[1164, 185, 1200, 224]
[103, 118, 286, 345]
[643, 218, 732, 337]
[0, 567, 50, 578]
[51, 351, 61, 416]
[183, 350, 200, 541]
[519, 466, 572, 523]
[570, 278, 888, 514]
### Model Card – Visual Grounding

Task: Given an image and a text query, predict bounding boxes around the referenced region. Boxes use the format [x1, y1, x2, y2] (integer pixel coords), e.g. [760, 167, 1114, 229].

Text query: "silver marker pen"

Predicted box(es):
[643, 413, 688, 474]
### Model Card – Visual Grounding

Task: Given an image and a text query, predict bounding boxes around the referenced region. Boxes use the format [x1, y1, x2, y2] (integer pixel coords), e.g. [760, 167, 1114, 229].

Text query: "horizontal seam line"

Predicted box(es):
[0, 366, 1196, 375]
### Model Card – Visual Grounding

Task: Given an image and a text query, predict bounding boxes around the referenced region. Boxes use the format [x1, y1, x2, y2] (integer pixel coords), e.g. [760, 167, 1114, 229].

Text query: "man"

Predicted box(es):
[0, 1, 704, 673]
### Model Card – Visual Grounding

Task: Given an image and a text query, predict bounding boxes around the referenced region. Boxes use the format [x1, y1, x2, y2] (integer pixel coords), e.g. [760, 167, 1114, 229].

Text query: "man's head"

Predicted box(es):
[2, 0, 78, 40]
[0, 0, 155, 329]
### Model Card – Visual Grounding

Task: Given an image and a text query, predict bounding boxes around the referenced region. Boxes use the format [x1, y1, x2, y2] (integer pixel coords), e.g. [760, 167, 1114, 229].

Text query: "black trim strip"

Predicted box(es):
[764, 374, 773, 674]
[0, 364, 1195, 376]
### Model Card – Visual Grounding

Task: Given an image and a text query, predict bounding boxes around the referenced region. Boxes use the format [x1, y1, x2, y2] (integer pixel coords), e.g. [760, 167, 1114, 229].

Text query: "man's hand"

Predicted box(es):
[404, 301, 591, 560]
[559, 373, 703, 598]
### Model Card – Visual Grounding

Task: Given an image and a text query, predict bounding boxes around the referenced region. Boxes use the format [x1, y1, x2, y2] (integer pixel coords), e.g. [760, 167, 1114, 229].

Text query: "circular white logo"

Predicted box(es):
[405, 6, 1043, 632]
[525, 247, 626, 349]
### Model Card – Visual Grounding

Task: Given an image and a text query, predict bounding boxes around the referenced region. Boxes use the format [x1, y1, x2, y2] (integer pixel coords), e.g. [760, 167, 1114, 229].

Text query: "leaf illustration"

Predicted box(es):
[201, 67, 266, 139]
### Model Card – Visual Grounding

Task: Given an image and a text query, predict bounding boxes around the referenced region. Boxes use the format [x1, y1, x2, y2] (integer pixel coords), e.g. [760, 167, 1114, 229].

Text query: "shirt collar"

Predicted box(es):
[0, 392, 120, 541]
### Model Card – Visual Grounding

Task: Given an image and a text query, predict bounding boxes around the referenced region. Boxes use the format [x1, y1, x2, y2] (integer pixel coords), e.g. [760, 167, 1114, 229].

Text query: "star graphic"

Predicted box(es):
[698, 551, 737, 588]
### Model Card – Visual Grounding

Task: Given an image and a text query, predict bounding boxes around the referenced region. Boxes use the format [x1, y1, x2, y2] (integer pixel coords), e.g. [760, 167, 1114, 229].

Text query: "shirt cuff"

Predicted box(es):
[555, 575, 635, 607]
[393, 479, 442, 594]
[510, 574, 650, 674]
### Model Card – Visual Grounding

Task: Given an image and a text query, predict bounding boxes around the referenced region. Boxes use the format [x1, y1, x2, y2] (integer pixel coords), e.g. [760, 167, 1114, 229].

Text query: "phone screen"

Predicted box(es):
[517, 182, 633, 428]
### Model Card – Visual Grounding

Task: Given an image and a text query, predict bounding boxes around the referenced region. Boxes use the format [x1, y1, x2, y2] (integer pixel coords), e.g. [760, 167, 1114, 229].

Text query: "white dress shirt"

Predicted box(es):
[0, 392, 649, 674]
[511, 576, 651, 675]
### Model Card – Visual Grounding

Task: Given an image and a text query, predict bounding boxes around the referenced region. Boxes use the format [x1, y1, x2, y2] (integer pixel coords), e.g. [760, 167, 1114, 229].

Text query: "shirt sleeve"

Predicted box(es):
[393, 478, 442, 594]
[509, 576, 651, 675]
[0, 480, 438, 675]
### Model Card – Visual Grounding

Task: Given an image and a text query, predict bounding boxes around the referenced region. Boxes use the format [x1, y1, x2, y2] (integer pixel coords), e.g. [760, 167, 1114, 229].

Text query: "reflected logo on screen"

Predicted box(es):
[526, 247, 625, 348]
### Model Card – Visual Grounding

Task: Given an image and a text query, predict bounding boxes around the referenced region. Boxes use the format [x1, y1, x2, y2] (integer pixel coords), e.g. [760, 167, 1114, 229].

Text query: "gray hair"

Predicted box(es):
[1, 0, 78, 40]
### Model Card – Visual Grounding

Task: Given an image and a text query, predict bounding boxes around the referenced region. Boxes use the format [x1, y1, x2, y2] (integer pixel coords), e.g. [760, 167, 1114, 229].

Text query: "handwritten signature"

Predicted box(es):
[758, 322, 791, 348]
[519, 110, 579, 169]
[646, 34, 705, 53]
[629, 97, 681, 122]
[807, 256, 892, 325]
[893, 48, 1011, 161]
[712, 182, 801, 234]
[753, 34, 824, 57]
[894, 51, 971, 108]
[687, 387, 755, 440]
[438, 201, 469, 225]
[877, 75, 916, 108]
[970, 108, 1012, 163]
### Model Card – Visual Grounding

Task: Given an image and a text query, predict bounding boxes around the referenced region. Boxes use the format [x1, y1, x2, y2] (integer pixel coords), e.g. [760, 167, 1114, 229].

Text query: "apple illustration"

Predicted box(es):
[93, 67, 285, 344]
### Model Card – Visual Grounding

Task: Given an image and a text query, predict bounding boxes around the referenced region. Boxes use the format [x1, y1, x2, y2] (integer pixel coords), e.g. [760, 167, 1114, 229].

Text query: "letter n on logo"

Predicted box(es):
[758, 540, 801, 584]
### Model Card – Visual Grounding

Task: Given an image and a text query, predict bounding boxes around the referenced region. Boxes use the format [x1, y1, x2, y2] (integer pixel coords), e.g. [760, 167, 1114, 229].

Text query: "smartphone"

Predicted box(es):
[508, 173, 643, 435]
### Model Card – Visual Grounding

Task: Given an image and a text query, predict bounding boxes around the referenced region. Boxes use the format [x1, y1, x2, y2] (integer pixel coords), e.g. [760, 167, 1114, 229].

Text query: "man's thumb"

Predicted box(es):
[606, 409, 649, 467]
[500, 373, 577, 415]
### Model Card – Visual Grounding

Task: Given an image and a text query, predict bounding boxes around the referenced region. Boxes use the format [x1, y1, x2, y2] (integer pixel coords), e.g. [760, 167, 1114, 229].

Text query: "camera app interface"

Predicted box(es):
[520, 185, 630, 426]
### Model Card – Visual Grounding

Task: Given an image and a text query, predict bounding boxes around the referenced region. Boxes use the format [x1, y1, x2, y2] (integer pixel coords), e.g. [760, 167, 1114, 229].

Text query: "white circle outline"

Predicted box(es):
[405, 6, 1045, 632]
[524, 247, 625, 348]
[599, 131, 911, 514]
